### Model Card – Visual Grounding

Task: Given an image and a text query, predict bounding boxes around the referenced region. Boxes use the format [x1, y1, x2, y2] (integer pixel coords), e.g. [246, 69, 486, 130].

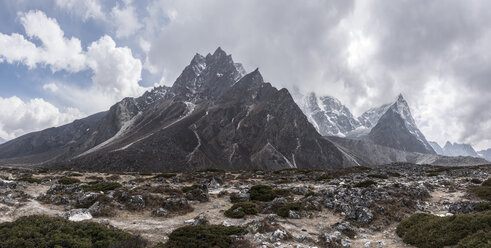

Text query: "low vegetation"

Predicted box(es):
[0, 215, 146, 248]
[249, 185, 276, 201]
[58, 177, 81, 185]
[82, 182, 122, 192]
[162, 225, 246, 248]
[396, 212, 491, 248]
[468, 180, 491, 201]
[224, 202, 258, 218]
[17, 177, 41, 184]
[276, 202, 302, 218]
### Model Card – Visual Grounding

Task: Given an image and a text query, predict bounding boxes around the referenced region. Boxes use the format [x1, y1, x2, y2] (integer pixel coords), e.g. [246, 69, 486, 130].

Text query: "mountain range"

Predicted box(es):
[0, 48, 488, 171]
[429, 141, 491, 162]
[297, 93, 435, 154]
[0, 48, 356, 171]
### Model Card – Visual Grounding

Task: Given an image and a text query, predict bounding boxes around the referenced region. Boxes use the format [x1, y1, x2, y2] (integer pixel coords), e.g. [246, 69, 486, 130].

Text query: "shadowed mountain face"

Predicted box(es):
[366, 95, 436, 154]
[0, 48, 351, 171]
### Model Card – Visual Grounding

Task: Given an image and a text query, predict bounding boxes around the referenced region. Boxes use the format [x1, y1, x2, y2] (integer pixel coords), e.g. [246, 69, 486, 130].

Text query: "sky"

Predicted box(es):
[0, 0, 490, 150]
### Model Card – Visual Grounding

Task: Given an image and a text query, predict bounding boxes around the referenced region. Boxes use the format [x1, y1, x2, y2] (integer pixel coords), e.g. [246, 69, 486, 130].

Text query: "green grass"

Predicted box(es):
[276, 202, 302, 218]
[0, 215, 145, 248]
[354, 180, 377, 188]
[396, 212, 491, 248]
[224, 202, 258, 218]
[17, 177, 41, 184]
[163, 225, 246, 248]
[82, 182, 122, 192]
[249, 185, 275, 202]
[58, 177, 81, 185]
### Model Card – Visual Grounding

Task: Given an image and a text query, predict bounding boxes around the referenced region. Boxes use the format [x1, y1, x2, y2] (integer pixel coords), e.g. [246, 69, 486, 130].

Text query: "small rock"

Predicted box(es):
[154, 208, 168, 217]
[129, 195, 146, 208]
[222, 220, 235, 226]
[288, 210, 301, 219]
[63, 209, 92, 222]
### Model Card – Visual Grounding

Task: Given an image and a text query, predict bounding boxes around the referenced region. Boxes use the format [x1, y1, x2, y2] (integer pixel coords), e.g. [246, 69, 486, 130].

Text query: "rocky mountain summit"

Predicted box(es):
[0, 48, 353, 171]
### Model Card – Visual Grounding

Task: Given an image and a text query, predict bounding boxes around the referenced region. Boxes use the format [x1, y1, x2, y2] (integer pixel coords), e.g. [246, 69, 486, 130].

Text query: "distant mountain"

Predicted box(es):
[0, 138, 5, 144]
[298, 93, 360, 136]
[478, 148, 491, 162]
[366, 95, 436, 154]
[429, 141, 444, 155]
[0, 48, 354, 171]
[328, 136, 487, 167]
[298, 93, 435, 154]
[442, 142, 479, 157]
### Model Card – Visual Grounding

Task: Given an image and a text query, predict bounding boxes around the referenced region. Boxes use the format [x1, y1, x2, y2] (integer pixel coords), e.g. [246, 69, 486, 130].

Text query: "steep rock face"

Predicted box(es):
[443, 142, 479, 157]
[298, 93, 360, 136]
[478, 148, 491, 162]
[366, 96, 435, 154]
[1, 48, 351, 171]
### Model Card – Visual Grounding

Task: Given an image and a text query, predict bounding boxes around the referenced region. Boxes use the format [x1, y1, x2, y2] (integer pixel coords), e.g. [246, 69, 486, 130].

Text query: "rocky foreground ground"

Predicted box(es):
[0, 163, 489, 247]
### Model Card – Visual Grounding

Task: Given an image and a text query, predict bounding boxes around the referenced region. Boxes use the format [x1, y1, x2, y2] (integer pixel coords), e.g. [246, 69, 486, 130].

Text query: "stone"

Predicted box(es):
[288, 210, 301, 219]
[154, 208, 168, 217]
[129, 195, 145, 208]
[222, 220, 235, 227]
[192, 214, 209, 225]
[63, 209, 92, 222]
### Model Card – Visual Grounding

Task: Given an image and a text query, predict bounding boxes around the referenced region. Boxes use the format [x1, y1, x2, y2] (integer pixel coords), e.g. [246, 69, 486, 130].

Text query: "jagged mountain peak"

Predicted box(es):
[171, 48, 245, 102]
[297, 92, 360, 136]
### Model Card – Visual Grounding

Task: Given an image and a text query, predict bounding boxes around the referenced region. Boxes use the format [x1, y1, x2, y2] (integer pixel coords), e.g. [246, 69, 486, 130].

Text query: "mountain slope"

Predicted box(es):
[0, 112, 107, 162]
[0, 48, 353, 171]
[366, 95, 435, 154]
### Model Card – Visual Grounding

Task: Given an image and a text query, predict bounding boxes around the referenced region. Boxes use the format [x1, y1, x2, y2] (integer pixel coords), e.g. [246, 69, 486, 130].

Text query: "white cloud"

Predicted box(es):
[0, 96, 83, 140]
[0, 10, 148, 114]
[55, 0, 105, 21]
[86, 35, 145, 98]
[111, 0, 143, 38]
[0, 10, 86, 72]
[43, 82, 59, 92]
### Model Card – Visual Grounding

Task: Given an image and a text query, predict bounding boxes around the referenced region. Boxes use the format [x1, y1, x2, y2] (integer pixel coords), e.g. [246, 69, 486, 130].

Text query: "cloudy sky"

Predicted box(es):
[0, 0, 490, 150]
